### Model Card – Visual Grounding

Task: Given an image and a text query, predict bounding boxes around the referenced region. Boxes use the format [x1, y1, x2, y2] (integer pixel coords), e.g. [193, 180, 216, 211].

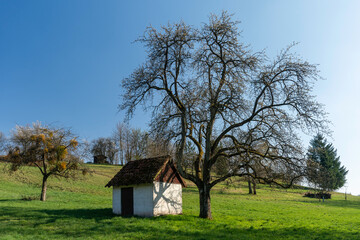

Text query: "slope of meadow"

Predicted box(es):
[0, 163, 359, 240]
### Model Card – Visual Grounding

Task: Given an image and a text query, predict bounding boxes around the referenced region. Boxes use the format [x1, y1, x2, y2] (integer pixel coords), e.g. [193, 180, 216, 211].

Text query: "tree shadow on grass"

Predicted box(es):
[1, 206, 359, 239]
[0, 199, 25, 202]
[0, 206, 114, 224]
[41, 207, 114, 220]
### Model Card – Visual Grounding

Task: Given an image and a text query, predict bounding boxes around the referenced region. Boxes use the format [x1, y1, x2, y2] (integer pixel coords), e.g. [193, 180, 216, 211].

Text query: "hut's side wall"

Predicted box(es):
[134, 185, 154, 217]
[112, 187, 121, 215]
[153, 182, 182, 216]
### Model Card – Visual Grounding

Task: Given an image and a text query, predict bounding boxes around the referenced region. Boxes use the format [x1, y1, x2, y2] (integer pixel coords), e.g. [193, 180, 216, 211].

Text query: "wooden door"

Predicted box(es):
[121, 187, 134, 216]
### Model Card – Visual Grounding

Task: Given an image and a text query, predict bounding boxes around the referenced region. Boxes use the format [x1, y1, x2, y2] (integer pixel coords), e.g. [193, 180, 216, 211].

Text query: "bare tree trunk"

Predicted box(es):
[248, 178, 253, 194]
[40, 175, 48, 201]
[120, 149, 124, 165]
[199, 184, 212, 219]
[252, 179, 257, 195]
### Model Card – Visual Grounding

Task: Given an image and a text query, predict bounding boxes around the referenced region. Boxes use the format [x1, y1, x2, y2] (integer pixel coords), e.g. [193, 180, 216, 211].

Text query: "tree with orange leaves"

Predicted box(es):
[7, 122, 86, 201]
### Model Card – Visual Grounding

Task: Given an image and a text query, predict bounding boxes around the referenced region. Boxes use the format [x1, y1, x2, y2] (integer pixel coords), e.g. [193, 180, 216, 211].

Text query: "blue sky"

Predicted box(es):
[1, 0, 359, 194]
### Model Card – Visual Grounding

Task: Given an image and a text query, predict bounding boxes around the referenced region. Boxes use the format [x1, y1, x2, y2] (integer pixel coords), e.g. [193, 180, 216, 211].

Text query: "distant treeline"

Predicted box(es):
[89, 123, 173, 165]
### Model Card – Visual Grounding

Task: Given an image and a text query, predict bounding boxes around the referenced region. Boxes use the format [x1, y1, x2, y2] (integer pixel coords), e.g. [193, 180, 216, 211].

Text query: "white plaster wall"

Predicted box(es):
[112, 187, 121, 215]
[153, 182, 182, 216]
[133, 185, 154, 217]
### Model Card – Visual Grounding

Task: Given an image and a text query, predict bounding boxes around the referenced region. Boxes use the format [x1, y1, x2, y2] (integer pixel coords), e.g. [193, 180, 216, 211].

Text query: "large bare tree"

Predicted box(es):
[121, 12, 327, 219]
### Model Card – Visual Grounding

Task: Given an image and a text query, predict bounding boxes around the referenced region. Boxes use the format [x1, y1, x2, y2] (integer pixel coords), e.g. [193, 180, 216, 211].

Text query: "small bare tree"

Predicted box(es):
[113, 123, 127, 165]
[121, 12, 328, 219]
[6, 122, 87, 201]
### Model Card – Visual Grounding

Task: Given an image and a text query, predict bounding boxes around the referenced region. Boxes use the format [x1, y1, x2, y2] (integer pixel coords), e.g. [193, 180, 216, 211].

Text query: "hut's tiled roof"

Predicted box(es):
[105, 155, 175, 187]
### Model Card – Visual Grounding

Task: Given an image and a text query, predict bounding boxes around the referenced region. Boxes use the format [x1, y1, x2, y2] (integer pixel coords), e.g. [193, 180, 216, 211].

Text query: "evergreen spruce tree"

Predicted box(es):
[306, 134, 348, 192]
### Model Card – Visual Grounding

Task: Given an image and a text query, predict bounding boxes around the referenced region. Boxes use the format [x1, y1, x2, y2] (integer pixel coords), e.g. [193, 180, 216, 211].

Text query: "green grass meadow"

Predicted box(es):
[0, 163, 359, 239]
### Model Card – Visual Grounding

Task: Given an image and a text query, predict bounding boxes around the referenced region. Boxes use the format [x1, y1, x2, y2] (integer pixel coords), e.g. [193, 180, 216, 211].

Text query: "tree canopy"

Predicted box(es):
[306, 134, 347, 192]
[121, 12, 328, 219]
[6, 122, 87, 201]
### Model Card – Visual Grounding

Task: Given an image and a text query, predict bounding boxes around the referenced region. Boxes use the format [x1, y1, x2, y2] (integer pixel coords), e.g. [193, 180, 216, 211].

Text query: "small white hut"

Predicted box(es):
[105, 156, 186, 217]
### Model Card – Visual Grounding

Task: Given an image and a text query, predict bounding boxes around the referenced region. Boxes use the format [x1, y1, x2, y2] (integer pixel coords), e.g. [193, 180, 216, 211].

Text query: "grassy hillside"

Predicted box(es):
[0, 163, 359, 240]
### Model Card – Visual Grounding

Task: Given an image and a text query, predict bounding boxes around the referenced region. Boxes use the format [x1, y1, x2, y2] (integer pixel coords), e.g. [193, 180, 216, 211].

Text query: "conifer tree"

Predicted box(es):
[306, 134, 348, 192]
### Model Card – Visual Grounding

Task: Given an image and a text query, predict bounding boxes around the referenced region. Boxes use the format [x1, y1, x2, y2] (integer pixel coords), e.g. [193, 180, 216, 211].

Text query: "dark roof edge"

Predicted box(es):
[168, 161, 187, 188]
